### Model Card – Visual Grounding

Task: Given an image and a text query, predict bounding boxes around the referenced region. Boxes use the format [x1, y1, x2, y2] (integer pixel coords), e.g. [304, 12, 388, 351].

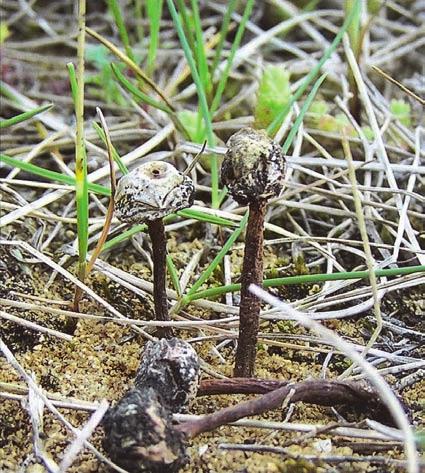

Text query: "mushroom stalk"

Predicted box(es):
[114, 160, 194, 339]
[147, 218, 172, 338]
[221, 128, 286, 377]
[234, 199, 266, 377]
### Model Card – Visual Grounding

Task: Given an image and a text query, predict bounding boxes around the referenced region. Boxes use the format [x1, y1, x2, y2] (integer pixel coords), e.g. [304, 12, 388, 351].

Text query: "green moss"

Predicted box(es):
[254, 65, 291, 129]
[390, 99, 412, 127]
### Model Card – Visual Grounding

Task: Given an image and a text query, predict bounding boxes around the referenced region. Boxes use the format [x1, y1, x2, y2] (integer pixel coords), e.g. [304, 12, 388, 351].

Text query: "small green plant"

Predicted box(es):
[307, 101, 356, 136]
[85, 45, 127, 105]
[390, 99, 412, 127]
[0, 23, 10, 44]
[254, 65, 291, 129]
[68, 0, 88, 312]
[307, 100, 375, 139]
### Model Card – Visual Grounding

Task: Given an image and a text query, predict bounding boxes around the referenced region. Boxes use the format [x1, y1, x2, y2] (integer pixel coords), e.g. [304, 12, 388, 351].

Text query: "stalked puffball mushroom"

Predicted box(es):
[115, 161, 195, 338]
[221, 127, 286, 377]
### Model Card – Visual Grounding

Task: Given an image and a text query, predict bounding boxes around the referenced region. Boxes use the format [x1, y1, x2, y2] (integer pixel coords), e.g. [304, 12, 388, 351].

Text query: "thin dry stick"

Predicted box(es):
[197, 377, 399, 424]
[371, 65, 425, 105]
[58, 400, 109, 473]
[339, 134, 382, 379]
[0, 239, 155, 340]
[343, 34, 424, 265]
[0, 309, 72, 341]
[85, 108, 116, 276]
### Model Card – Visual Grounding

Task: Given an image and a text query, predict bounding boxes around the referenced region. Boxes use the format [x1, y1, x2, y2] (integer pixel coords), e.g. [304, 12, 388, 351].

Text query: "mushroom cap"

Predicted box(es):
[135, 338, 200, 413]
[115, 161, 195, 223]
[221, 127, 286, 205]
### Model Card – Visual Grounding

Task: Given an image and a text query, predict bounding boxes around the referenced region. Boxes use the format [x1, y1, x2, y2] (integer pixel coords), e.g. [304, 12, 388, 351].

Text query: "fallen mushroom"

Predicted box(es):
[115, 161, 195, 338]
[221, 127, 286, 377]
[103, 338, 199, 473]
[104, 375, 401, 473]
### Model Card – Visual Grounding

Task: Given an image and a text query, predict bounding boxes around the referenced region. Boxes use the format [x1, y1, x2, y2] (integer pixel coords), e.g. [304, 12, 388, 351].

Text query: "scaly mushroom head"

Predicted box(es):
[115, 161, 195, 223]
[135, 338, 200, 413]
[221, 127, 286, 205]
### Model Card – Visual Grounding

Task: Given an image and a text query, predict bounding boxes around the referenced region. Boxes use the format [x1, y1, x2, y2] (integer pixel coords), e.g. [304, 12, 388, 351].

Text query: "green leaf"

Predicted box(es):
[254, 65, 291, 129]
[309, 100, 329, 116]
[187, 264, 425, 302]
[0, 23, 11, 44]
[111, 63, 173, 113]
[186, 212, 249, 297]
[92, 121, 129, 175]
[281, 73, 327, 154]
[0, 103, 53, 129]
[86, 44, 111, 68]
[0, 154, 109, 196]
[267, 1, 361, 136]
[166, 0, 219, 207]
[146, 0, 163, 76]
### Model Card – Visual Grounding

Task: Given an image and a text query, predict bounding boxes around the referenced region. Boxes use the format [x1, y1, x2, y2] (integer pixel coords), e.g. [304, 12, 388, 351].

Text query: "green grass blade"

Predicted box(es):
[0, 153, 109, 195]
[86, 27, 175, 110]
[178, 208, 236, 227]
[111, 63, 173, 113]
[266, 0, 361, 136]
[187, 265, 425, 302]
[186, 212, 249, 296]
[166, 0, 219, 207]
[134, 0, 144, 44]
[210, 0, 254, 115]
[69, 2, 89, 285]
[102, 224, 146, 251]
[190, 0, 211, 97]
[166, 255, 182, 297]
[344, 0, 361, 57]
[108, 0, 136, 63]
[175, 0, 196, 55]
[146, 0, 163, 77]
[281, 73, 327, 154]
[67, 63, 78, 102]
[210, 0, 238, 75]
[92, 121, 129, 175]
[0, 103, 53, 129]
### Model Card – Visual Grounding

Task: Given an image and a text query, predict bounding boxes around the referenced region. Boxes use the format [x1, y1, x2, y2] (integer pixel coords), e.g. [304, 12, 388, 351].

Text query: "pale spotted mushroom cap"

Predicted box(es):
[115, 161, 195, 223]
[135, 338, 200, 413]
[221, 127, 286, 205]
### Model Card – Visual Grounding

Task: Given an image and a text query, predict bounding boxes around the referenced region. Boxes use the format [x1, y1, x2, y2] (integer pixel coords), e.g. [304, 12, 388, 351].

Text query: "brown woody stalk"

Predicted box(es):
[147, 219, 173, 338]
[221, 128, 286, 377]
[234, 200, 266, 376]
[178, 379, 399, 438]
